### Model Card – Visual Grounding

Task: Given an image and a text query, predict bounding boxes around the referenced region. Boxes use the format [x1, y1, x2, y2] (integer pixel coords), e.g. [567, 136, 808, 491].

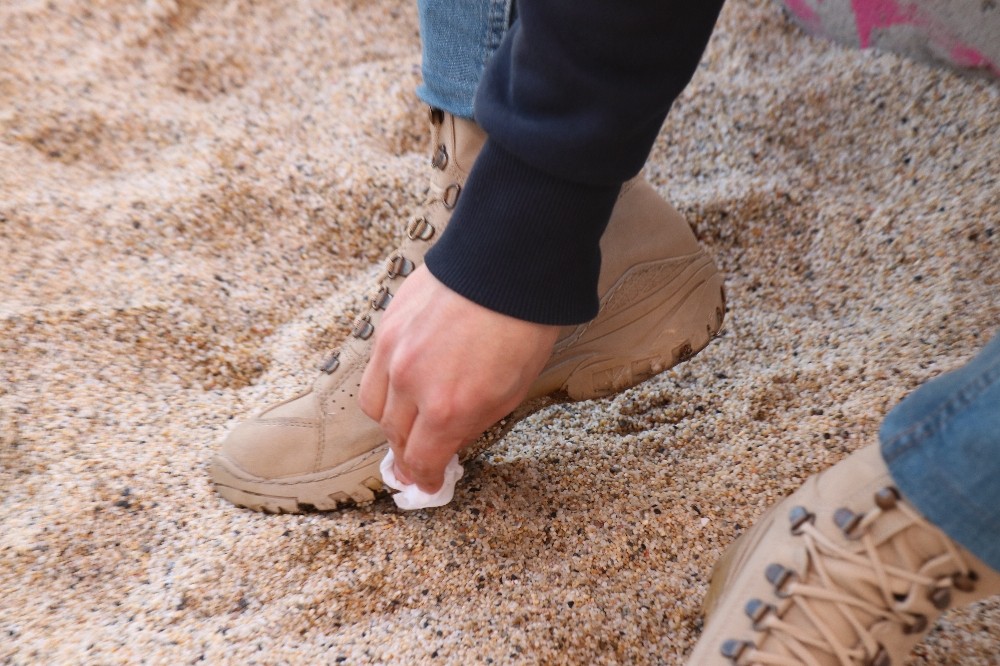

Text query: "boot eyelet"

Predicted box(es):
[319, 352, 341, 374]
[442, 183, 461, 209]
[928, 586, 951, 609]
[432, 145, 448, 170]
[870, 644, 890, 666]
[385, 254, 414, 279]
[874, 487, 900, 510]
[352, 316, 374, 340]
[744, 598, 775, 630]
[371, 286, 392, 310]
[903, 614, 928, 634]
[406, 216, 435, 241]
[765, 563, 797, 598]
[720, 639, 754, 662]
[834, 507, 864, 539]
[788, 506, 815, 535]
[953, 571, 978, 592]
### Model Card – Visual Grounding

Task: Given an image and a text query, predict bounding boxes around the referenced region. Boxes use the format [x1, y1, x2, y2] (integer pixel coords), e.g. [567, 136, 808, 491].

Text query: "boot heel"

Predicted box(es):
[561, 271, 725, 401]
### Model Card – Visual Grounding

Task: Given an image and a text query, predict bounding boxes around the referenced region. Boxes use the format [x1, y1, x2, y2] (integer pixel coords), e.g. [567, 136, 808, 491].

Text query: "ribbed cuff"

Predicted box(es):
[424, 139, 619, 325]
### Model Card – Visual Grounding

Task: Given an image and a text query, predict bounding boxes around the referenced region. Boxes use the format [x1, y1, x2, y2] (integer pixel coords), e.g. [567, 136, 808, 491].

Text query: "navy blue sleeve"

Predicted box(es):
[425, 1, 726, 324]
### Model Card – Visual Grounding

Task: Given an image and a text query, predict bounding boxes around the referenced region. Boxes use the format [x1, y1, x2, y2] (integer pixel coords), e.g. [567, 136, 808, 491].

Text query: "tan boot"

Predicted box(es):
[211, 108, 726, 513]
[689, 444, 1000, 665]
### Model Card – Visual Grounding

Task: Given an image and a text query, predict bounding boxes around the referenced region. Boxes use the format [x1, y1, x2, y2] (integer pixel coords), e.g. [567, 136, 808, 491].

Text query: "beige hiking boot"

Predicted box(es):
[211, 108, 726, 513]
[689, 444, 1000, 665]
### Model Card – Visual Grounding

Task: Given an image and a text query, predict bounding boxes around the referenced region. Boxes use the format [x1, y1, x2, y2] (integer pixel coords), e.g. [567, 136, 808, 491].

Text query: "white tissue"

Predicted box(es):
[379, 448, 464, 510]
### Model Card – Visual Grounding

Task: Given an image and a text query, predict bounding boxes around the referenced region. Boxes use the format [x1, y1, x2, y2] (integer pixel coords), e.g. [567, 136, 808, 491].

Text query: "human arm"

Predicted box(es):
[361, 1, 727, 493]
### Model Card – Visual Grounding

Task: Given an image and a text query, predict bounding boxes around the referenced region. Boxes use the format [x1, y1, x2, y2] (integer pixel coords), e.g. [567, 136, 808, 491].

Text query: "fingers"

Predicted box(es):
[361, 332, 424, 485]
[357, 265, 562, 500]
[395, 412, 465, 494]
[358, 336, 391, 423]
[380, 388, 418, 473]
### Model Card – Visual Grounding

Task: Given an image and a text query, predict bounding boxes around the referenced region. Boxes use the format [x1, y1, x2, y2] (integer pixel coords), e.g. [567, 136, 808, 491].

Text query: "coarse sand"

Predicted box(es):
[1, 0, 998, 663]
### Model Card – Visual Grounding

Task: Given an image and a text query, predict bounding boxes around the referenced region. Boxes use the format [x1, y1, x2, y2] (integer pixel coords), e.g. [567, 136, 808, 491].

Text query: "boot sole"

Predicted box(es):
[546, 254, 725, 402]
[213, 254, 725, 513]
[212, 444, 390, 513]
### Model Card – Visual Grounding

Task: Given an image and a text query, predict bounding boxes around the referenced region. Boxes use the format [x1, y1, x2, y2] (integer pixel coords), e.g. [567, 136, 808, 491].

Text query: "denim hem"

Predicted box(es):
[881, 334, 1000, 572]
[416, 0, 513, 122]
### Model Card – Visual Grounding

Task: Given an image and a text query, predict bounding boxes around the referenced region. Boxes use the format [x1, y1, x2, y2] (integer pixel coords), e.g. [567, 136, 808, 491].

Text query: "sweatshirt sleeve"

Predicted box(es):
[424, 0, 726, 325]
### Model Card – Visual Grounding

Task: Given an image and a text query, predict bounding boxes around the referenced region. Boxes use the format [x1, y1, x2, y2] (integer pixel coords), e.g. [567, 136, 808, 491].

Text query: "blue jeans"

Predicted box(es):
[882, 332, 1000, 571]
[416, 0, 513, 119]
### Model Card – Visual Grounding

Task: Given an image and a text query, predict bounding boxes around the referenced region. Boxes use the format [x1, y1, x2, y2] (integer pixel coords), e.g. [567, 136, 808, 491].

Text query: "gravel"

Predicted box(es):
[2, 0, 998, 663]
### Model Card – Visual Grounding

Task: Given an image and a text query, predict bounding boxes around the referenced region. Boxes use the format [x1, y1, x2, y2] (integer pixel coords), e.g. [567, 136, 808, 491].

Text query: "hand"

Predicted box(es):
[358, 265, 560, 493]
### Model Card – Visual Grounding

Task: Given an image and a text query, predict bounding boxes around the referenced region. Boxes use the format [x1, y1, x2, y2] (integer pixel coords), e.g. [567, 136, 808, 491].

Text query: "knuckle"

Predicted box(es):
[375, 317, 400, 345]
[452, 390, 488, 416]
[407, 460, 441, 484]
[401, 454, 437, 480]
[357, 376, 370, 402]
[389, 367, 416, 393]
[356, 382, 378, 419]
[421, 399, 455, 427]
[380, 422, 402, 447]
[356, 392, 373, 418]
[388, 351, 422, 391]
[369, 325, 387, 351]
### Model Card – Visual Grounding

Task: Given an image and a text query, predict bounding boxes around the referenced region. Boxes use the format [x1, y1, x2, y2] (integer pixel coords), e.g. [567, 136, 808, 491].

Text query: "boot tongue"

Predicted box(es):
[755, 546, 870, 666]
[451, 116, 487, 173]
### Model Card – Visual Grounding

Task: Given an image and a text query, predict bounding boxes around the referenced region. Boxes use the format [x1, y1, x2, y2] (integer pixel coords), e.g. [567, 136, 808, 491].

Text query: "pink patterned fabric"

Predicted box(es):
[778, 0, 1000, 78]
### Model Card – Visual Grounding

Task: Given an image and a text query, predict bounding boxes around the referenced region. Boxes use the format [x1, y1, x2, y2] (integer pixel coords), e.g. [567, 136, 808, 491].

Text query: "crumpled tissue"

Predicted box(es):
[379, 448, 464, 510]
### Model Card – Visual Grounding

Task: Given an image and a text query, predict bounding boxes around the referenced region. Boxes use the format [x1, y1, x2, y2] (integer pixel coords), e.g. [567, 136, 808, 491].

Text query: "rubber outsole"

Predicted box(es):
[212, 443, 390, 513]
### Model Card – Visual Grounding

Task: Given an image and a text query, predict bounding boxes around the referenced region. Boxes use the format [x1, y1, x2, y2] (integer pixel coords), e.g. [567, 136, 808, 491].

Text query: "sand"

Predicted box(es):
[1, 0, 998, 663]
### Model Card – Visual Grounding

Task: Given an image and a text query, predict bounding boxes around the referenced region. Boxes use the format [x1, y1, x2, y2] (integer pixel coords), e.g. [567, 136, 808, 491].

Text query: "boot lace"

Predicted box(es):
[318, 115, 458, 375]
[722, 486, 981, 666]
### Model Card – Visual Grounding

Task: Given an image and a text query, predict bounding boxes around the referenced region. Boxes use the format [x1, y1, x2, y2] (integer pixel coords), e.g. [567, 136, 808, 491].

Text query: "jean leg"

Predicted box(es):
[880, 332, 1000, 571]
[416, 0, 514, 119]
